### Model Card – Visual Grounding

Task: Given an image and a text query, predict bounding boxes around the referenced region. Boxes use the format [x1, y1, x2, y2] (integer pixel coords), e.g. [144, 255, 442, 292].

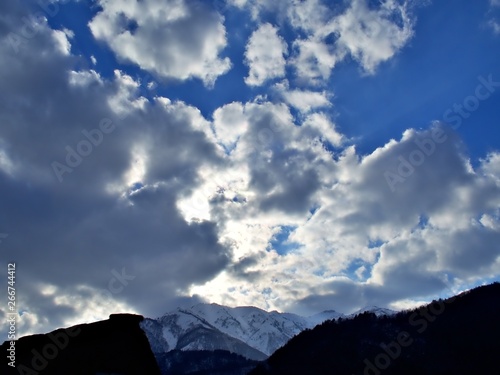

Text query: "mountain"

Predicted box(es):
[0, 302, 390, 375]
[140, 303, 342, 359]
[154, 350, 259, 375]
[1, 313, 161, 375]
[3, 288, 498, 375]
[348, 306, 396, 318]
[303, 310, 345, 327]
[140, 315, 267, 361]
[249, 282, 500, 375]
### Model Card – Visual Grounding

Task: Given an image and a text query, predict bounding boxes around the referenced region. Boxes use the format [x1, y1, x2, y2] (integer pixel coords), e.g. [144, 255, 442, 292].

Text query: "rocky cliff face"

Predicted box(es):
[1, 313, 161, 375]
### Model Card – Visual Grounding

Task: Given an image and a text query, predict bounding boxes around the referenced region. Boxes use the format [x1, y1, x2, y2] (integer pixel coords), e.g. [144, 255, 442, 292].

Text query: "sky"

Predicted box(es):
[1, 0, 500, 337]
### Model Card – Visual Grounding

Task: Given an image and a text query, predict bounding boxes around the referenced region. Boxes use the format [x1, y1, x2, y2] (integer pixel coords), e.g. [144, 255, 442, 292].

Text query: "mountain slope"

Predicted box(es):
[250, 282, 500, 375]
[154, 350, 259, 375]
[348, 306, 396, 318]
[140, 307, 267, 360]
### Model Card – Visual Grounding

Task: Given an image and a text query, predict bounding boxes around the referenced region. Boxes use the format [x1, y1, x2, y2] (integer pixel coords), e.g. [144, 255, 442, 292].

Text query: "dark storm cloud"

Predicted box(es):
[257, 165, 320, 214]
[229, 102, 325, 216]
[227, 253, 264, 281]
[288, 274, 451, 316]
[0, 5, 231, 335]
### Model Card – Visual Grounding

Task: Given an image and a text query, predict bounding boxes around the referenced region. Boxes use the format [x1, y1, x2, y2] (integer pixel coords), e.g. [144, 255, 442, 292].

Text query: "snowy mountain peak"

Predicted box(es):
[141, 303, 342, 358]
[140, 303, 396, 361]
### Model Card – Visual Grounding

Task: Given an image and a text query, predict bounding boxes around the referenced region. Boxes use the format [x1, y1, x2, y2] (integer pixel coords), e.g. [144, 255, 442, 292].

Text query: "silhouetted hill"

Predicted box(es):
[1, 313, 161, 375]
[4, 283, 499, 375]
[249, 282, 500, 375]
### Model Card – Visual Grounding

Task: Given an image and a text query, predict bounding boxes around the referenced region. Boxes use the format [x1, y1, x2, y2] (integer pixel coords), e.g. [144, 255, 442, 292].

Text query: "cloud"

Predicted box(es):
[286, 0, 332, 33]
[244, 23, 288, 86]
[485, 0, 500, 35]
[291, 36, 344, 85]
[213, 102, 249, 150]
[0, 8, 231, 336]
[274, 81, 331, 114]
[1, 0, 499, 339]
[329, 0, 414, 74]
[191, 124, 500, 315]
[231, 0, 415, 84]
[300, 113, 343, 147]
[488, 19, 500, 34]
[227, 0, 249, 8]
[89, 0, 231, 86]
[228, 0, 416, 83]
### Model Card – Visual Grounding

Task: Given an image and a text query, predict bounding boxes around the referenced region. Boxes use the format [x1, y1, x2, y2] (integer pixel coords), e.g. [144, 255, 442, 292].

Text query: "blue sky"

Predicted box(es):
[44, 0, 500, 157]
[1, 0, 500, 337]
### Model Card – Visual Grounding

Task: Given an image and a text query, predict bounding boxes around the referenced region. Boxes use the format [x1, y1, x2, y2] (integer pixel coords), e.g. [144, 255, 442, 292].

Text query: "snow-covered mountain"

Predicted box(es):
[348, 306, 396, 318]
[140, 307, 268, 361]
[140, 303, 394, 360]
[140, 303, 341, 359]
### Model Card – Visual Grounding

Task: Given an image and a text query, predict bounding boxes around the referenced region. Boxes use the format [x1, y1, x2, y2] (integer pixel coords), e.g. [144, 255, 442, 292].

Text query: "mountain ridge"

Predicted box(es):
[141, 303, 343, 360]
[249, 282, 500, 375]
[140, 302, 394, 360]
[5, 287, 497, 375]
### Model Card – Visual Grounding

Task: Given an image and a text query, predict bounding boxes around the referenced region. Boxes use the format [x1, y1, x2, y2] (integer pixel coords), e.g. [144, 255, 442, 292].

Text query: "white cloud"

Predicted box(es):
[106, 70, 149, 118]
[1, 0, 499, 336]
[481, 153, 500, 182]
[232, 0, 416, 83]
[51, 29, 72, 55]
[68, 69, 103, 87]
[286, 0, 331, 33]
[227, 0, 248, 8]
[291, 37, 344, 84]
[329, 0, 414, 74]
[285, 0, 415, 83]
[245, 23, 288, 86]
[301, 113, 343, 147]
[89, 0, 231, 86]
[274, 81, 331, 113]
[213, 102, 249, 150]
[488, 18, 500, 34]
[190, 123, 500, 314]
